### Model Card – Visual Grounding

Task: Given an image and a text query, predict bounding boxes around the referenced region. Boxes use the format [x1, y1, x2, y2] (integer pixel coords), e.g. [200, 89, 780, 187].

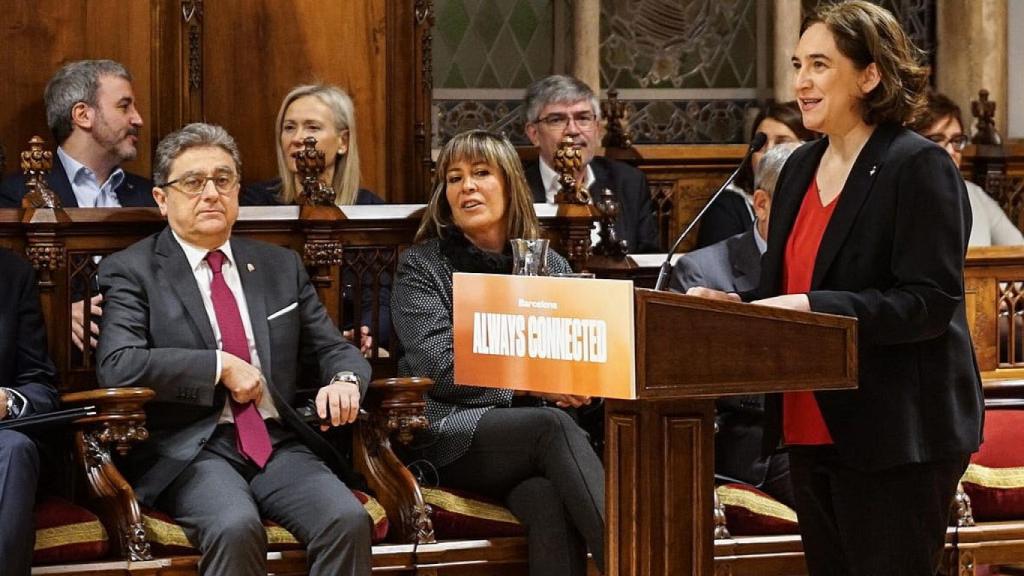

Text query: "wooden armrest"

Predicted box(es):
[356, 376, 436, 544]
[365, 376, 432, 445]
[60, 387, 154, 561]
[62, 387, 155, 456]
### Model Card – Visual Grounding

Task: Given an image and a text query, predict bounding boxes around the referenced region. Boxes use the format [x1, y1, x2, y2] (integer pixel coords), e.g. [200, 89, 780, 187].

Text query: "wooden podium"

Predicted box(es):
[606, 289, 858, 575]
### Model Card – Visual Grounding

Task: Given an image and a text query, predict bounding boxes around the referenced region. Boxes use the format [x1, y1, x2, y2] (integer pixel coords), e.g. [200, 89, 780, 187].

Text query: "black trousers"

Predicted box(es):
[0, 430, 40, 576]
[788, 446, 968, 576]
[439, 407, 606, 576]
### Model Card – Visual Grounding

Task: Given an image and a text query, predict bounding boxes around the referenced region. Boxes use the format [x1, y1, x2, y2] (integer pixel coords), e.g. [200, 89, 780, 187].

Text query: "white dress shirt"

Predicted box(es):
[57, 147, 124, 207]
[171, 231, 280, 422]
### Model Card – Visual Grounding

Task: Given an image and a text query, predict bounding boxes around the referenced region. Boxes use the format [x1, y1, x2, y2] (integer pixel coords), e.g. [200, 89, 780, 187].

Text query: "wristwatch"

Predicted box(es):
[329, 372, 361, 388]
[2, 388, 22, 420]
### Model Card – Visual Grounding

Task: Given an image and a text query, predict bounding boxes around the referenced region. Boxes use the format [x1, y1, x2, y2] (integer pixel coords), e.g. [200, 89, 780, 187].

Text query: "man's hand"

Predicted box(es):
[343, 325, 374, 357]
[686, 287, 741, 302]
[0, 388, 8, 420]
[534, 392, 592, 409]
[71, 294, 103, 352]
[316, 379, 361, 430]
[219, 352, 264, 404]
[752, 294, 810, 312]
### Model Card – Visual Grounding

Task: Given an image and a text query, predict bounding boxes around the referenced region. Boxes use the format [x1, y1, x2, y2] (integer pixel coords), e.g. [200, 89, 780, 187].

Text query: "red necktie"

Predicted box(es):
[205, 250, 272, 468]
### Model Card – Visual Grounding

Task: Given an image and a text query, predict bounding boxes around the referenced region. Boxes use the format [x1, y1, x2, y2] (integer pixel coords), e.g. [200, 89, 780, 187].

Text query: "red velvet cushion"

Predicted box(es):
[143, 489, 388, 554]
[32, 495, 109, 564]
[716, 483, 799, 536]
[421, 487, 525, 539]
[962, 409, 1024, 520]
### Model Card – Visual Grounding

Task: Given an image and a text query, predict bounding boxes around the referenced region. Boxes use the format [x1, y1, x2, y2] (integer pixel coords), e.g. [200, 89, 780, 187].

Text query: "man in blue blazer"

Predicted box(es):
[523, 75, 659, 253]
[671, 144, 797, 506]
[0, 60, 153, 208]
[96, 123, 372, 575]
[0, 249, 59, 576]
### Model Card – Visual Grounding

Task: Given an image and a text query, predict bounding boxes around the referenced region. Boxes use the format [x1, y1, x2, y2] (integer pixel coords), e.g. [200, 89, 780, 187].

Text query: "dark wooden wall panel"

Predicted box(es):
[0, 0, 154, 179]
[200, 0, 388, 195]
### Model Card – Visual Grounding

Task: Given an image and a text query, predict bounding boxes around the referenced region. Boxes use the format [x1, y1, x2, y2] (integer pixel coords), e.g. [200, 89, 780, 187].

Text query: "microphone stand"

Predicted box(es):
[653, 133, 768, 291]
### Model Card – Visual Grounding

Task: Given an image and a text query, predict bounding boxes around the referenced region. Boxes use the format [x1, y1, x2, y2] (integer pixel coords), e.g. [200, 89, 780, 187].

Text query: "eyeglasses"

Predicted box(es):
[158, 172, 239, 197]
[926, 134, 969, 152]
[535, 112, 598, 131]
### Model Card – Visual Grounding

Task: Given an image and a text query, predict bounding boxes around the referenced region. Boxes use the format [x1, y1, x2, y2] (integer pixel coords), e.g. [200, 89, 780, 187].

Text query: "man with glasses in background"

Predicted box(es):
[909, 90, 1023, 246]
[96, 123, 372, 575]
[523, 74, 659, 253]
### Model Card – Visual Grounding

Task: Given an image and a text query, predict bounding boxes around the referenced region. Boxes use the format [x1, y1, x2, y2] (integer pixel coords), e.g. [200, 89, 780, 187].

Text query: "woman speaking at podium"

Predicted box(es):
[392, 130, 605, 576]
[693, 2, 983, 574]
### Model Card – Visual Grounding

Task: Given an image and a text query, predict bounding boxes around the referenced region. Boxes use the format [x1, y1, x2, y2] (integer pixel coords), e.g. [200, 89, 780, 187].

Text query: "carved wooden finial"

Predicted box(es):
[601, 88, 633, 150]
[553, 136, 589, 204]
[294, 136, 337, 206]
[971, 89, 1002, 146]
[591, 188, 629, 258]
[20, 136, 61, 209]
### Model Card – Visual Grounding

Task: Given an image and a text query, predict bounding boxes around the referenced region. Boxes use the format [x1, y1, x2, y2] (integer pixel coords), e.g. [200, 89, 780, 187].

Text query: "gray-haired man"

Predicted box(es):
[523, 74, 659, 253]
[97, 123, 372, 575]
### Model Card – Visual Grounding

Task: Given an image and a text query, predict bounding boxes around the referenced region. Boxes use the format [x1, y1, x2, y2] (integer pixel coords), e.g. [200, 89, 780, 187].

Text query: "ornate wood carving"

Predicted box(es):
[25, 244, 66, 272]
[303, 239, 343, 267]
[20, 136, 61, 209]
[65, 387, 155, 561]
[713, 488, 731, 539]
[601, 88, 634, 150]
[592, 188, 629, 258]
[971, 89, 1001, 146]
[354, 376, 436, 543]
[415, 0, 434, 93]
[553, 136, 590, 205]
[296, 136, 338, 206]
[182, 0, 204, 91]
[954, 481, 976, 527]
[958, 549, 975, 576]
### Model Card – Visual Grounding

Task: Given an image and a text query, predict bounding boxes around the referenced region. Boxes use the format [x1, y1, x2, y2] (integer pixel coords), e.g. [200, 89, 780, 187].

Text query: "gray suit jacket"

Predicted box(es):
[669, 230, 761, 294]
[96, 227, 370, 505]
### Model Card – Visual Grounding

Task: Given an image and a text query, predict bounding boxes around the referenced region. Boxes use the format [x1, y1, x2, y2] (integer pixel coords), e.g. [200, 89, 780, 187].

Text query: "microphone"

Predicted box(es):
[653, 131, 768, 291]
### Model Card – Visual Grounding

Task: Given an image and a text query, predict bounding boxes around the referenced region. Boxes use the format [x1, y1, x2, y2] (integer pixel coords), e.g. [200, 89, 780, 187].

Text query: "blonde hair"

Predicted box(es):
[274, 84, 361, 205]
[416, 130, 540, 244]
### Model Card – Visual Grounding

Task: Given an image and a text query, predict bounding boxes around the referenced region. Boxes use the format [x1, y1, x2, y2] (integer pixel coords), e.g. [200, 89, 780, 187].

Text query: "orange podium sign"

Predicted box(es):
[453, 272, 636, 399]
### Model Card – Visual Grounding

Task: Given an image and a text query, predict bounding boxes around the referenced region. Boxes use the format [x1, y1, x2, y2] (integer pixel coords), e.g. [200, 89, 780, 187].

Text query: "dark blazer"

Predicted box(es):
[694, 189, 754, 249]
[241, 178, 384, 206]
[0, 154, 154, 208]
[0, 249, 59, 416]
[526, 156, 660, 253]
[96, 228, 371, 505]
[754, 123, 984, 471]
[670, 231, 776, 486]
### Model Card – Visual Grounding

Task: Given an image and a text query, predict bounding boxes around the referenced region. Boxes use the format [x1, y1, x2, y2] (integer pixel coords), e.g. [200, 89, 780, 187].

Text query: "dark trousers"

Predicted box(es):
[0, 430, 40, 576]
[788, 446, 968, 576]
[439, 407, 606, 576]
[158, 422, 370, 576]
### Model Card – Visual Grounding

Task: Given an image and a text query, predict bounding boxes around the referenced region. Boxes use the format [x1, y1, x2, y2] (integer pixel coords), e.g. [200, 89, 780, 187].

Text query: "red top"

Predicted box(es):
[781, 179, 838, 445]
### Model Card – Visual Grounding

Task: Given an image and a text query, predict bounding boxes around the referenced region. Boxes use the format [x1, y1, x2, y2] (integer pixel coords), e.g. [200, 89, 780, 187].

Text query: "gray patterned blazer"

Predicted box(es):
[392, 237, 572, 468]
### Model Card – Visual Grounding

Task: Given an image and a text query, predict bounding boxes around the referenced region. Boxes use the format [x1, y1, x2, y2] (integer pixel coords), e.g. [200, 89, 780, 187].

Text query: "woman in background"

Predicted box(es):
[392, 130, 605, 576]
[696, 101, 818, 248]
[245, 84, 387, 352]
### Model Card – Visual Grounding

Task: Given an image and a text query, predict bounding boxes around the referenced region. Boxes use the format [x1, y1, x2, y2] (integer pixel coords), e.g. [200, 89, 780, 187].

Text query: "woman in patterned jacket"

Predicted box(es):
[392, 130, 605, 576]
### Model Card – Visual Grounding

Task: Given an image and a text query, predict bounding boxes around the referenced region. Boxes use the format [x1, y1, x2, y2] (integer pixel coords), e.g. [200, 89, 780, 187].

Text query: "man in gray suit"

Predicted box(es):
[670, 143, 797, 507]
[96, 123, 371, 575]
